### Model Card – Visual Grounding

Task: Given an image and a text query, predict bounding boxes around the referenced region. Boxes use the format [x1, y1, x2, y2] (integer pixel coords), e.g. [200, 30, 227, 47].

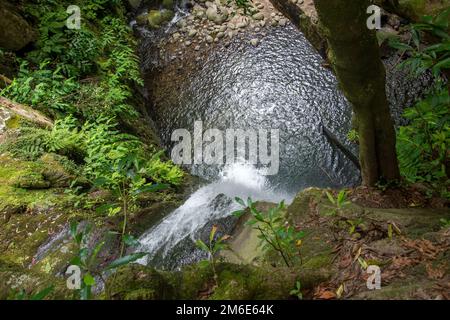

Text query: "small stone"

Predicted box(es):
[271, 20, 278, 27]
[172, 32, 181, 40]
[206, 35, 214, 43]
[228, 23, 236, 30]
[219, 25, 227, 32]
[217, 31, 225, 38]
[270, 13, 276, 18]
[249, 38, 259, 46]
[188, 29, 198, 37]
[185, 40, 192, 46]
[194, 45, 201, 51]
[260, 20, 266, 27]
[254, 27, 261, 32]
[252, 12, 264, 21]
[236, 21, 247, 28]
[279, 19, 287, 27]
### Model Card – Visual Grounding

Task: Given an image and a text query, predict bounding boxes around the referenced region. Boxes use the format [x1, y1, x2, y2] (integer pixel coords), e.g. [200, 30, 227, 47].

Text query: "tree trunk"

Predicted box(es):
[313, 0, 400, 186]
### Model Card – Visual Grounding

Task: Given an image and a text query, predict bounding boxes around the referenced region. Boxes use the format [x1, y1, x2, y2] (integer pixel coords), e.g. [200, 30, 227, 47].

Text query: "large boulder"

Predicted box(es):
[0, 0, 36, 51]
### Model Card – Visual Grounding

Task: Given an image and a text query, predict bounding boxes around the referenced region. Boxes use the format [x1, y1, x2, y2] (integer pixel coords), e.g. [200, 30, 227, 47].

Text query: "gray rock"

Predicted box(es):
[252, 12, 264, 21]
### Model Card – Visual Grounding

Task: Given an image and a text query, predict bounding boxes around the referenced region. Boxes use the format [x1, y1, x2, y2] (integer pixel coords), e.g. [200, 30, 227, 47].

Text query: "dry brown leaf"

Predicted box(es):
[426, 263, 446, 280]
[317, 291, 336, 300]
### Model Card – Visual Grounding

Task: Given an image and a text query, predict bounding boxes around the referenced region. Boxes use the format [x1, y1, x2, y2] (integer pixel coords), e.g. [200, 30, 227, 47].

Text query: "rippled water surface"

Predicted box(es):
[151, 25, 362, 196]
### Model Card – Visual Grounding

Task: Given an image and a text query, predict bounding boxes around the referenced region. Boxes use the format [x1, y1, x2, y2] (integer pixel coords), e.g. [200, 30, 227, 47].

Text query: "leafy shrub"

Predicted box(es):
[390, 9, 450, 198]
[233, 198, 305, 267]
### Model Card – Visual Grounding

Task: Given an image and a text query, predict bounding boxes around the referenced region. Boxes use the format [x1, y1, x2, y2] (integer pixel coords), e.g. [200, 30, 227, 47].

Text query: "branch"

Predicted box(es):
[0, 96, 53, 128]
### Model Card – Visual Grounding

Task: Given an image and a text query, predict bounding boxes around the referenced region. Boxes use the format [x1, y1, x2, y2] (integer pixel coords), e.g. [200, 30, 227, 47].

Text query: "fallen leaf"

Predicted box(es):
[426, 263, 446, 280]
[317, 291, 336, 300]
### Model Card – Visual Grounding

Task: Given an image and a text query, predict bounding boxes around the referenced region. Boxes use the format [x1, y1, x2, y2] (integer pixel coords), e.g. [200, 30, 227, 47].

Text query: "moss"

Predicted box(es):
[107, 264, 176, 300]
[147, 10, 174, 29]
[397, 0, 450, 21]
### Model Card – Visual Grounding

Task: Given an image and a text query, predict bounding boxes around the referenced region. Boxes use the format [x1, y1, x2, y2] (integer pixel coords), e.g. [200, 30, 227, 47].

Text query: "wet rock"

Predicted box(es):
[148, 9, 174, 29]
[136, 13, 148, 26]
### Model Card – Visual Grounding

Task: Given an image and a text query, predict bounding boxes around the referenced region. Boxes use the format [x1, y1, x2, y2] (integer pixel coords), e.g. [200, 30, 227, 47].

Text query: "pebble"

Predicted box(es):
[188, 29, 198, 37]
[216, 32, 225, 38]
[236, 21, 247, 28]
[252, 12, 264, 21]
[249, 38, 259, 46]
[206, 35, 214, 43]
[194, 45, 200, 51]
[279, 19, 288, 27]
[185, 40, 192, 46]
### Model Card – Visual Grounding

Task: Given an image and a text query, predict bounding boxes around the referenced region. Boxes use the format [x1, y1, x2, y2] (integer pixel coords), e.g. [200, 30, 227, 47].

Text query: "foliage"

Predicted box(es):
[229, 0, 255, 16]
[347, 129, 359, 143]
[196, 225, 230, 285]
[440, 218, 450, 229]
[233, 197, 304, 267]
[1, 116, 183, 188]
[289, 281, 303, 300]
[1, 0, 142, 120]
[389, 8, 450, 78]
[389, 9, 450, 199]
[8, 286, 54, 300]
[324, 190, 350, 216]
[396, 87, 449, 197]
[68, 221, 147, 300]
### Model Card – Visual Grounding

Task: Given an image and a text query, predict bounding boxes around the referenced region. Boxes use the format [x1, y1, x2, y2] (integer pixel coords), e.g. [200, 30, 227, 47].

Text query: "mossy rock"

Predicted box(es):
[39, 153, 78, 188]
[107, 264, 176, 300]
[0, 260, 70, 299]
[147, 9, 174, 29]
[397, 0, 450, 22]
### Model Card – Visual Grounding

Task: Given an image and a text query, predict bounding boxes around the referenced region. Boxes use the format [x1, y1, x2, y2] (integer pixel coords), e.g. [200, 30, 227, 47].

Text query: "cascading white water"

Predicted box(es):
[137, 162, 291, 265]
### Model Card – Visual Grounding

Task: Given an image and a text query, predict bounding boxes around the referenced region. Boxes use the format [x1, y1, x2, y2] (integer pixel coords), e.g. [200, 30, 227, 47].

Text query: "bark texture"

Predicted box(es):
[314, 0, 400, 186]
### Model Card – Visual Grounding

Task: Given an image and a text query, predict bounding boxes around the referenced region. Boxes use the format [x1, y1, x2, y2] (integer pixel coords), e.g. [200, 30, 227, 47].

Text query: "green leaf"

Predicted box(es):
[133, 183, 169, 195]
[83, 273, 96, 286]
[325, 191, 335, 205]
[232, 210, 245, 218]
[30, 286, 54, 300]
[70, 221, 78, 240]
[123, 234, 140, 247]
[196, 239, 209, 252]
[198, 260, 210, 268]
[106, 252, 147, 270]
[235, 197, 245, 206]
